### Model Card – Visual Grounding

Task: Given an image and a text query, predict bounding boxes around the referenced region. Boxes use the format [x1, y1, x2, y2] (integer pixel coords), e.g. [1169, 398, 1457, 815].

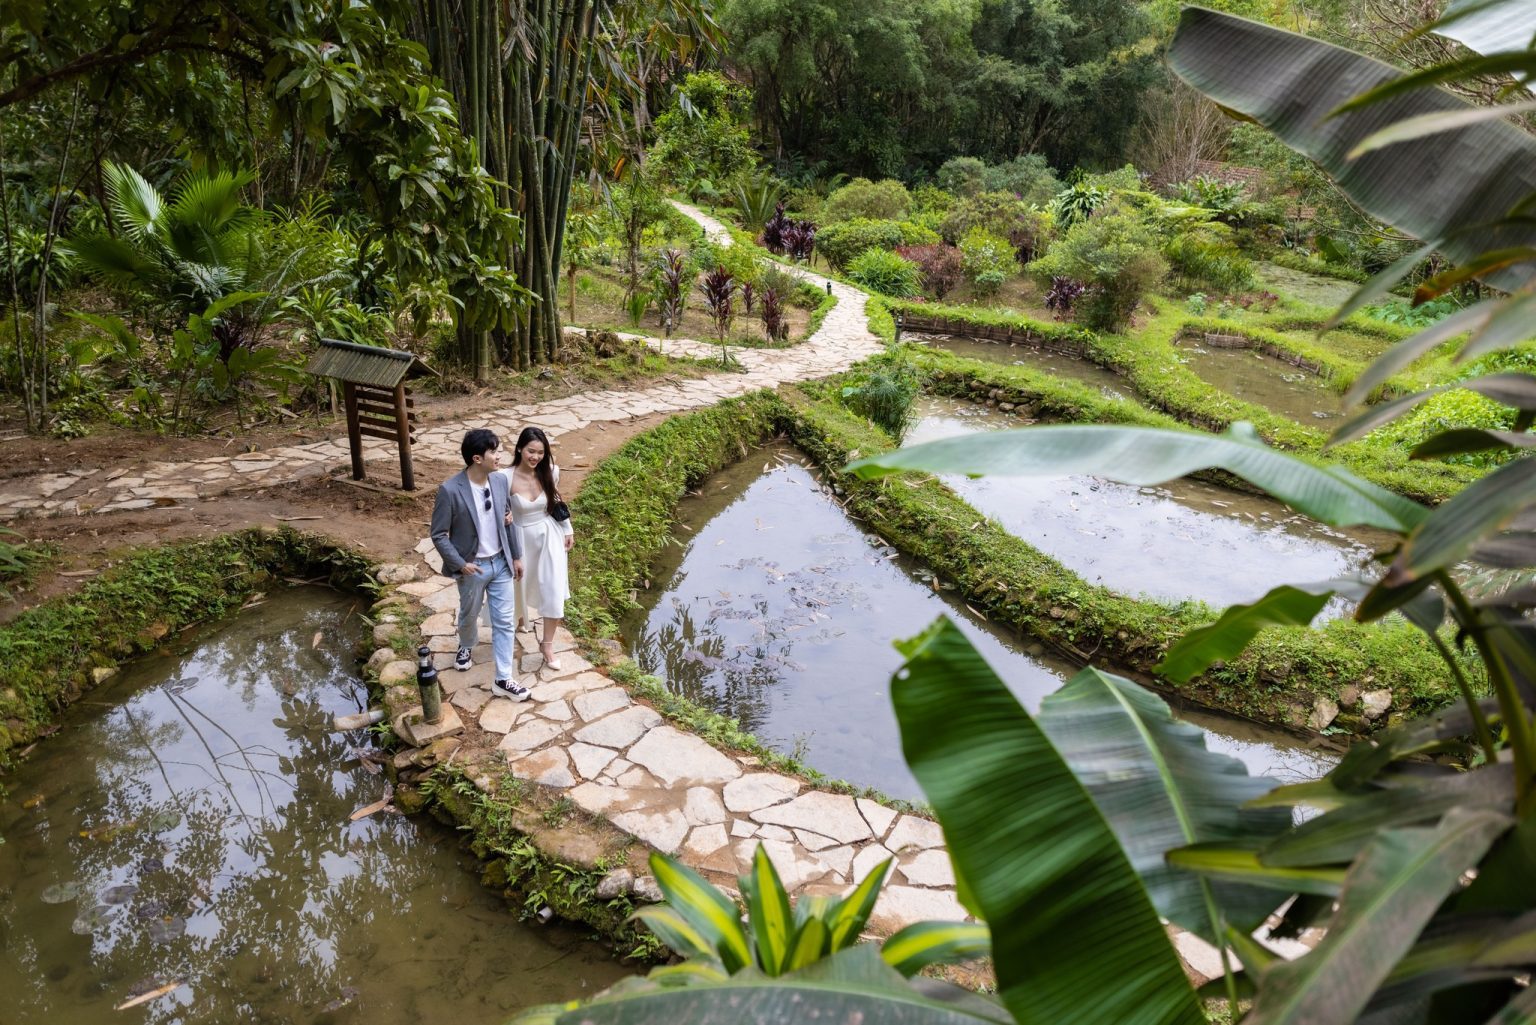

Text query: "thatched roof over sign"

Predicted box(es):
[305, 339, 438, 388]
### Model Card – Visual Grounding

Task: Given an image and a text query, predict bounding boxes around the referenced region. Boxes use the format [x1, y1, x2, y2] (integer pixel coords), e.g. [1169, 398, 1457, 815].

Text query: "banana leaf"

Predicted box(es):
[1246, 808, 1513, 1025]
[848, 422, 1428, 533]
[892, 618, 1205, 1025]
[1168, 8, 1536, 295]
[1036, 666, 1291, 942]
[549, 946, 1013, 1025]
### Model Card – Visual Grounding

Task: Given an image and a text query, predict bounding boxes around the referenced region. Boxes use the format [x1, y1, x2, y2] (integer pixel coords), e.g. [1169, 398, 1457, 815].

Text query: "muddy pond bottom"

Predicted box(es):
[621, 446, 1336, 799]
[1177, 340, 1341, 423]
[0, 587, 625, 1025]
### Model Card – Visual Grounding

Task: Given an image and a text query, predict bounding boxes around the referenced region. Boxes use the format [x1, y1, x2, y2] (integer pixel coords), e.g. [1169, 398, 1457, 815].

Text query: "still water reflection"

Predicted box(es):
[622, 447, 1336, 800]
[908, 396, 1381, 610]
[0, 588, 624, 1025]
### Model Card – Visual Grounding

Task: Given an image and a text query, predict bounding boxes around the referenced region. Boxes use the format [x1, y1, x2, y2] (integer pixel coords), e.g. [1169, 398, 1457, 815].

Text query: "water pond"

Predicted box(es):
[911, 333, 1130, 400]
[1176, 340, 1343, 423]
[1256, 261, 1360, 309]
[620, 446, 1337, 800]
[907, 396, 1381, 610]
[0, 587, 625, 1025]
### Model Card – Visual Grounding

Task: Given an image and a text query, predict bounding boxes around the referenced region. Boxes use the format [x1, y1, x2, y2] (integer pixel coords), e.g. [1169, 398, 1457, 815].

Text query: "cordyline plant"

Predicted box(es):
[782, 221, 816, 262]
[698, 265, 736, 366]
[759, 285, 786, 344]
[656, 248, 687, 339]
[760, 203, 790, 254]
[1044, 276, 1087, 320]
[741, 279, 755, 315]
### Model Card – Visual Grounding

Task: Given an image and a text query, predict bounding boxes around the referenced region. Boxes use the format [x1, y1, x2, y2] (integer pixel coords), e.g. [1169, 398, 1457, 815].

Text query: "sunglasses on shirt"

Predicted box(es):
[482, 486, 492, 511]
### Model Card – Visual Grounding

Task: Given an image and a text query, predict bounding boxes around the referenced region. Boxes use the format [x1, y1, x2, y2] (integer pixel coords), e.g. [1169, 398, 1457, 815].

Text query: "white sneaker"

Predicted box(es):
[492, 679, 530, 702]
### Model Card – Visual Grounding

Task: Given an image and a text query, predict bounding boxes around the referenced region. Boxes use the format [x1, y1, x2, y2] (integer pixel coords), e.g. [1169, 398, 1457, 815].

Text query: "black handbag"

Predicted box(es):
[550, 496, 571, 522]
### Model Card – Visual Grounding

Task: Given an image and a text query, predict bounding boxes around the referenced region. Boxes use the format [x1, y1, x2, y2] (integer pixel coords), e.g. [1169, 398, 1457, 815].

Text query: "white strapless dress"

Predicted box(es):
[504, 468, 572, 622]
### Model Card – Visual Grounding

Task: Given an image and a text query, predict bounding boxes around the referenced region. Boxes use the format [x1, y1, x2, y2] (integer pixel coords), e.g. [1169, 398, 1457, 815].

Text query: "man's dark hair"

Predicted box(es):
[461, 428, 500, 466]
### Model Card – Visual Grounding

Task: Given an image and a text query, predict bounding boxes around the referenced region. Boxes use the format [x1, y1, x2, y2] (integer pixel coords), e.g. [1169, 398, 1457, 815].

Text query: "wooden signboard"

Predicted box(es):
[305, 340, 436, 492]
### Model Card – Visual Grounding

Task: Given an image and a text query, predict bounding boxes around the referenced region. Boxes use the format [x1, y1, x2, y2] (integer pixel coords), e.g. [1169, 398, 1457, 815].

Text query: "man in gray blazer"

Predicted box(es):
[430, 428, 529, 701]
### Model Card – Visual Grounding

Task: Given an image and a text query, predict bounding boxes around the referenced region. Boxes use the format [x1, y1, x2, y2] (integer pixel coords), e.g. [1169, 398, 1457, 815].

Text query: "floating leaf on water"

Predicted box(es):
[71, 904, 111, 934]
[136, 856, 164, 875]
[101, 884, 139, 905]
[147, 916, 187, 943]
[41, 881, 83, 904]
[146, 809, 183, 832]
[321, 986, 361, 1013]
[135, 900, 168, 921]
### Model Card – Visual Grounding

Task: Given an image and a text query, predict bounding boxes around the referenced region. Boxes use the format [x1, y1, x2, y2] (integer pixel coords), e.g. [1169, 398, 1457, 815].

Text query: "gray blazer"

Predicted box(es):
[430, 470, 523, 577]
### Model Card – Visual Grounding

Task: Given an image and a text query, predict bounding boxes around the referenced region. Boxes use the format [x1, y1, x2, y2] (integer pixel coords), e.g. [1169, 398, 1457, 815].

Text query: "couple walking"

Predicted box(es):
[430, 426, 574, 702]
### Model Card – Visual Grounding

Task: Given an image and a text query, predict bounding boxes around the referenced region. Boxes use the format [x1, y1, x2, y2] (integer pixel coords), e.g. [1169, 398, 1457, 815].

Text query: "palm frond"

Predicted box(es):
[169, 169, 258, 236]
[101, 162, 165, 241]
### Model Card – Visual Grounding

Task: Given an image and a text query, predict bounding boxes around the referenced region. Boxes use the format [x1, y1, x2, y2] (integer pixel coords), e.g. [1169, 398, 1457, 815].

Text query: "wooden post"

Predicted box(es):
[394, 383, 415, 491]
[342, 381, 365, 480]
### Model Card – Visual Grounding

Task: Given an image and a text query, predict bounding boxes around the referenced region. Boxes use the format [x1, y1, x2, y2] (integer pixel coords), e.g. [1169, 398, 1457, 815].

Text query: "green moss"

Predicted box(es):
[783, 386, 1475, 729]
[1268, 249, 1370, 283]
[414, 766, 662, 960]
[0, 527, 373, 764]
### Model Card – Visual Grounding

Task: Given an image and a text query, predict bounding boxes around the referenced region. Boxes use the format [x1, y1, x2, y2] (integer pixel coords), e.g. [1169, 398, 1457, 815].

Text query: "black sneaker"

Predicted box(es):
[493, 679, 531, 702]
[454, 647, 472, 671]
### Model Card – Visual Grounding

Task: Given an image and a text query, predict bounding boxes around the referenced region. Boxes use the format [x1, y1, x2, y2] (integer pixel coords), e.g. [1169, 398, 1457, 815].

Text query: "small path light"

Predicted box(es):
[895, 311, 904, 343]
[826, 280, 832, 296]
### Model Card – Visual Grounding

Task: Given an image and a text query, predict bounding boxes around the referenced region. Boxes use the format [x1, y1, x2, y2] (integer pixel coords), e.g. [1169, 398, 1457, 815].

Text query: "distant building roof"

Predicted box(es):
[305, 339, 437, 389]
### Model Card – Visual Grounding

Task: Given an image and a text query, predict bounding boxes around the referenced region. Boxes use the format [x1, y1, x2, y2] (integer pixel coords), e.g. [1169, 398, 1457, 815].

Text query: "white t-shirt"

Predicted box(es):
[472, 480, 502, 559]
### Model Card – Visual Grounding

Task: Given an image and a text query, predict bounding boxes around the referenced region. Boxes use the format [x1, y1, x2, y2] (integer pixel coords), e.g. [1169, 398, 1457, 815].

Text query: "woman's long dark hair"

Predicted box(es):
[512, 426, 560, 506]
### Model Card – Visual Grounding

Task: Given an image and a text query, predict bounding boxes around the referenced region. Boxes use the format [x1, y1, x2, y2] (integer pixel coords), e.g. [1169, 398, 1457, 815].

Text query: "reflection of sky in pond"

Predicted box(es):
[0, 588, 623, 1025]
[623, 448, 1336, 799]
[907, 397, 1382, 611]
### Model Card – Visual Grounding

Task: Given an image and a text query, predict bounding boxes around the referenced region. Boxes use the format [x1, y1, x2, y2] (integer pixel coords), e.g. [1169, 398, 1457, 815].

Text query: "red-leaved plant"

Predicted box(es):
[759, 286, 787, 344]
[699, 265, 737, 365]
[898, 244, 964, 301]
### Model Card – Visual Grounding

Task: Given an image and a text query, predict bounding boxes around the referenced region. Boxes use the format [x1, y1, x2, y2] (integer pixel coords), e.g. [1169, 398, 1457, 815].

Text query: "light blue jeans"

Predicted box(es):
[455, 552, 517, 682]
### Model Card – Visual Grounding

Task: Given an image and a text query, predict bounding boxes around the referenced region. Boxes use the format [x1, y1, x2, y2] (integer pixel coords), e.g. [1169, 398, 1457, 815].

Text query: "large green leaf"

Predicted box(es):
[892, 618, 1205, 1025]
[1260, 766, 1514, 868]
[550, 946, 1013, 1025]
[1247, 808, 1513, 1025]
[881, 921, 993, 978]
[1157, 580, 1356, 683]
[1394, 459, 1536, 581]
[1168, 8, 1536, 295]
[646, 852, 752, 972]
[1036, 666, 1290, 942]
[849, 422, 1428, 533]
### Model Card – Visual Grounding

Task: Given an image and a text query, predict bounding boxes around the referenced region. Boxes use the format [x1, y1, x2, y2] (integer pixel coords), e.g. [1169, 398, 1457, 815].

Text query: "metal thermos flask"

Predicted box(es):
[416, 646, 442, 725]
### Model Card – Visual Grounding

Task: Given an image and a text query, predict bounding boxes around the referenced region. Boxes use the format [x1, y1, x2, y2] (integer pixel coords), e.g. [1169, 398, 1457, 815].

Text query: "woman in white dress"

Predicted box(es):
[501, 427, 574, 670]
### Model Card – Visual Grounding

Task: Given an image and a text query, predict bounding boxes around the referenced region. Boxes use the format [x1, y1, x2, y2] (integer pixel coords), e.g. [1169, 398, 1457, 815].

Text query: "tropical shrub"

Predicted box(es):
[935, 156, 988, 198]
[732, 173, 787, 232]
[817, 219, 905, 272]
[514, 845, 986, 1023]
[782, 221, 817, 262]
[822, 178, 912, 223]
[841, 362, 921, 440]
[956, 226, 1018, 292]
[1028, 204, 1167, 330]
[983, 154, 1062, 205]
[1163, 222, 1255, 293]
[649, 72, 757, 199]
[1047, 181, 1107, 230]
[847, 248, 921, 298]
[897, 244, 964, 300]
